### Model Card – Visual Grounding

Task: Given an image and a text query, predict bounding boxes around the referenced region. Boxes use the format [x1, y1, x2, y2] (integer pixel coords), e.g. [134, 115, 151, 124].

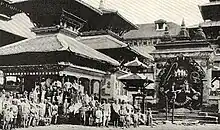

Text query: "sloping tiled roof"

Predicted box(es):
[77, 35, 127, 50]
[0, 32, 119, 66]
[188, 20, 220, 28]
[0, 13, 36, 38]
[100, 8, 138, 30]
[118, 73, 154, 83]
[129, 46, 155, 61]
[78, 35, 154, 60]
[123, 22, 181, 39]
[8, 0, 103, 15]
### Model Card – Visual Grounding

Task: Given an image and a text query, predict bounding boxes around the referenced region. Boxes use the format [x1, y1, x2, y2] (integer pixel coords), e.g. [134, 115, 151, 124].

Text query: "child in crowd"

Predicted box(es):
[51, 102, 58, 124]
[119, 105, 126, 128]
[79, 103, 87, 126]
[147, 108, 153, 127]
[11, 100, 18, 129]
[2, 104, 10, 130]
[29, 100, 37, 127]
[95, 106, 102, 127]
[133, 110, 139, 128]
[125, 109, 131, 128]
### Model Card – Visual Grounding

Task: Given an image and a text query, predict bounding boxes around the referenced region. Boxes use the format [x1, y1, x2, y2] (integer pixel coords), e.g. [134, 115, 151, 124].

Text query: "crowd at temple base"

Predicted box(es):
[0, 78, 153, 130]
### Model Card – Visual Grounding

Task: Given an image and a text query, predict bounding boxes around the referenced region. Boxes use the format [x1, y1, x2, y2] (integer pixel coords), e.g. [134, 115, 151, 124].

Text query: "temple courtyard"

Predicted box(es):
[13, 124, 220, 130]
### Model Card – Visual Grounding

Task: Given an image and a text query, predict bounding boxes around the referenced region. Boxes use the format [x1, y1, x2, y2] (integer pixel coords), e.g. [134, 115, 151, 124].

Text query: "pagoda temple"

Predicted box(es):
[0, 0, 154, 102]
[0, 0, 123, 99]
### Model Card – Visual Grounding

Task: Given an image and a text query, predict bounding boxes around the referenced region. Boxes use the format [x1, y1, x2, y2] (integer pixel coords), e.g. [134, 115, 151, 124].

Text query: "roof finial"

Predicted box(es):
[99, 0, 105, 9]
[161, 26, 172, 41]
[181, 18, 186, 28]
[176, 18, 190, 40]
[193, 24, 206, 40]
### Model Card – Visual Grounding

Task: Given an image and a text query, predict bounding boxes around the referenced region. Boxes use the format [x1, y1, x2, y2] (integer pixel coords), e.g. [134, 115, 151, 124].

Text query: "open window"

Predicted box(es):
[155, 19, 167, 31]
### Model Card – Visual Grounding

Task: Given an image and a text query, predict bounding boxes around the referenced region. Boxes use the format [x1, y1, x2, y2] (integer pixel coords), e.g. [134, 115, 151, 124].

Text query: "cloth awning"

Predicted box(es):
[0, 30, 120, 66]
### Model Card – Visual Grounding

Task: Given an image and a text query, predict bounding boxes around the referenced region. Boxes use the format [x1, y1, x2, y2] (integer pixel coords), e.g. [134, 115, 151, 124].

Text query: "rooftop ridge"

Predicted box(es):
[80, 30, 123, 40]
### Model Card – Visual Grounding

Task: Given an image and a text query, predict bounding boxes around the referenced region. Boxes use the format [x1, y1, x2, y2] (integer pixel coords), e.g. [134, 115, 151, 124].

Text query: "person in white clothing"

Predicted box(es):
[83, 91, 90, 105]
[95, 106, 102, 127]
[11, 100, 18, 129]
[102, 100, 111, 127]
[20, 98, 30, 128]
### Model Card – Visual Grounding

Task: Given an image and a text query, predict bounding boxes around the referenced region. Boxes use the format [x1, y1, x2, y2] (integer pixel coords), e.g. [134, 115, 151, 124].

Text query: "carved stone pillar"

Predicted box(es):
[218, 99, 220, 113]
[21, 76, 25, 92]
[203, 63, 212, 105]
[88, 79, 92, 95]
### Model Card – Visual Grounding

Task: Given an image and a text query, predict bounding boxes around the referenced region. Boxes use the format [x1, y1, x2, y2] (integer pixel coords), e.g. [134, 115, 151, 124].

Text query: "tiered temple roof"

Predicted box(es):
[78, 32, 154, 65]
[199, 0, 220, 21]
[9, 0, 137, 35]
[0, 26, 119, 71]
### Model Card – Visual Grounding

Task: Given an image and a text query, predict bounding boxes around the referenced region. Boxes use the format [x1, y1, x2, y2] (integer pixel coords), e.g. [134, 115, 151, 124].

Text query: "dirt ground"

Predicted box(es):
[14, 124, 220, 130]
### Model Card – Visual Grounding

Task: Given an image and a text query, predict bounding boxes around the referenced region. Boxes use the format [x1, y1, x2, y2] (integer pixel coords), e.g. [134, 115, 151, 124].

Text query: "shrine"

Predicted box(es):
[151, 20, 218, 123]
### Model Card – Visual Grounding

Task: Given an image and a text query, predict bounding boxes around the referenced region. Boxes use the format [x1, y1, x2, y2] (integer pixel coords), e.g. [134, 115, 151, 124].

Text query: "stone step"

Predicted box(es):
[152, 114, 218, 124]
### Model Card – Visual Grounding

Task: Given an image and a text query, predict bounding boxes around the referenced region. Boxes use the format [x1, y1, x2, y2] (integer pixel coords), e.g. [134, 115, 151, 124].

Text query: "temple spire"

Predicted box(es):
[176, 18, 190, 40]
[181, 18, 186, 29]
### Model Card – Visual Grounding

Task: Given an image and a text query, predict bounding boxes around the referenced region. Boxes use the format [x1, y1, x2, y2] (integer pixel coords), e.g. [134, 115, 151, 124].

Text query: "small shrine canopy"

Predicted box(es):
[124, 57, 148, 68]
[118, 73, 154, 91]
[123, 57, 152, 73]
[0, 28, 120, 67]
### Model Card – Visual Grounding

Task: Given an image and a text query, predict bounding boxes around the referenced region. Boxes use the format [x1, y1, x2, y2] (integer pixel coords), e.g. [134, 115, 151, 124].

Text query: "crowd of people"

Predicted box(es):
[0, 78, 153, 130]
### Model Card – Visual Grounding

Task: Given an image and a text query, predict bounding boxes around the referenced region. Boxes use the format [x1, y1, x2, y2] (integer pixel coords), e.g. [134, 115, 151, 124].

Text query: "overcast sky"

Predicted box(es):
[84, 0, 209, 26]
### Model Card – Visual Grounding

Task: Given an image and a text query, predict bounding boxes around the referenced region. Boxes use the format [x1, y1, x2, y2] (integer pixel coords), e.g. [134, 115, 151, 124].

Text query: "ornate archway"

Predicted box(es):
[157, 54, 205, 110]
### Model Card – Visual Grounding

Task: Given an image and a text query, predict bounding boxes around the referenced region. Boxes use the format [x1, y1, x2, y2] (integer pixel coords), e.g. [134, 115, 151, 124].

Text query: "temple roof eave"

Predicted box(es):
[0, 30, 120, 66]
[0, 63, 107, 78]
[151, 49, 214, 54]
